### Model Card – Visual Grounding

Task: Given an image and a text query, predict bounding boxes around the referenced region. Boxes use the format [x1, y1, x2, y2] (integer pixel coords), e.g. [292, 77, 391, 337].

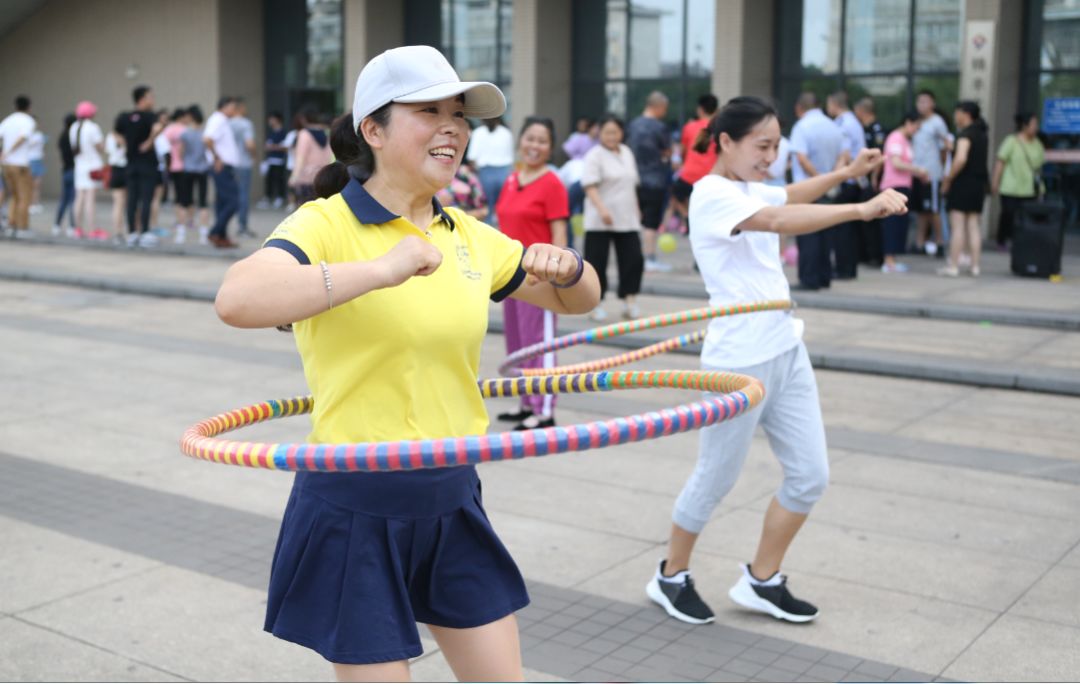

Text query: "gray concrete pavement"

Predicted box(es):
[2, 276, 1079, 681]
[5, 235, 1080, 396]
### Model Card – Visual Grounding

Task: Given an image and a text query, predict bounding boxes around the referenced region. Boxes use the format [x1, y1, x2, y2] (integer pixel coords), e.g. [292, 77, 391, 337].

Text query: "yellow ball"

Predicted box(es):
[570, 214, 585, 237]
[658, 232, 678, 253]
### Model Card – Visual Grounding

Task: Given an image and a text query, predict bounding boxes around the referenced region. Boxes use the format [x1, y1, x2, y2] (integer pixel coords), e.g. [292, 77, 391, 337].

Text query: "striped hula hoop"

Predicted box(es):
[180, 301, 791, 472]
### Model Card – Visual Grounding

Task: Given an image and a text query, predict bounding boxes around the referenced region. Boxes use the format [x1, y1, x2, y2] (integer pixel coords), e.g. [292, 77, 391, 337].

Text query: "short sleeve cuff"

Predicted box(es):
[264, 238, 311, 265]
[491, 250, 527, 302]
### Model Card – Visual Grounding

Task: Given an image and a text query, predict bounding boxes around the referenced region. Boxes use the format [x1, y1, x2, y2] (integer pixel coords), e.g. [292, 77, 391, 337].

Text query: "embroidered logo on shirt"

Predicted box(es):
[456, 244, 482, 280]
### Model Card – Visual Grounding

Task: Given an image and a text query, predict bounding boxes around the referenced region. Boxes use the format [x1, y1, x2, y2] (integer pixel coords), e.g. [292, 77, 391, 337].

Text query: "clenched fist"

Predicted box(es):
[847, 148, 884, 178]
[858, 188, 909, 221]
[522, 244, 580, 287]
[378, 236, 443, 287]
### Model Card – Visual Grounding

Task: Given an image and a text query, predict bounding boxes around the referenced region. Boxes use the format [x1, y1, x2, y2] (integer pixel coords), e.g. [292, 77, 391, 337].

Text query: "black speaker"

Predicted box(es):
[1011, 201, 1066, 278]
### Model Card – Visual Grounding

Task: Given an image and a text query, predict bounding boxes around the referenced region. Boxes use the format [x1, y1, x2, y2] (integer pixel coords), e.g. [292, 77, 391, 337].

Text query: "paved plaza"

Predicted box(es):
[2, 204, 1079, 681]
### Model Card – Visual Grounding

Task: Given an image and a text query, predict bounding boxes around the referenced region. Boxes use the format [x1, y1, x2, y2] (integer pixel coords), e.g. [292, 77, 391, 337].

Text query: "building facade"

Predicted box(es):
[0, 0, 1076, 205]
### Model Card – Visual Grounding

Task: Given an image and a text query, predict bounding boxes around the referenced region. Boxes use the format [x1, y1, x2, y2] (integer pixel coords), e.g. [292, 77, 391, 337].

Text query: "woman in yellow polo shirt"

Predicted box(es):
[214, 46, 600, 682]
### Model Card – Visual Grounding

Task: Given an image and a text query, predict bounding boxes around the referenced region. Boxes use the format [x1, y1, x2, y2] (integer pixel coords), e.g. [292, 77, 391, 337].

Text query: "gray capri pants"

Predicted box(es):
[673, 342, 829, 534]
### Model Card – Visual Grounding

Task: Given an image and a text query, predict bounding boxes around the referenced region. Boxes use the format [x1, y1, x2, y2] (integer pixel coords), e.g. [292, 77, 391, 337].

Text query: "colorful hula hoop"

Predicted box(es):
[498, 300, 793, 376]
[179, 301, 791, 473]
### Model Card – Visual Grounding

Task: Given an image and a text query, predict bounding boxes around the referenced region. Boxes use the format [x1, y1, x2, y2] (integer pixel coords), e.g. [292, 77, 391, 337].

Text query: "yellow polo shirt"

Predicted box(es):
[264, 179, 525, 449]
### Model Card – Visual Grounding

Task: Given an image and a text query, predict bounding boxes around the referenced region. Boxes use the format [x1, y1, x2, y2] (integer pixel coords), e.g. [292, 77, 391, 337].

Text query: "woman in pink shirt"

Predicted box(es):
[879, 111, 929, 273]
[288, 109, 333, 204]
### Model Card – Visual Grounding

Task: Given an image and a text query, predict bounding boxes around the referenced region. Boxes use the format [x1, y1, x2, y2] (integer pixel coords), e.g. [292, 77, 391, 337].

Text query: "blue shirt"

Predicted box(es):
[835, 110, 865, 184]
[790, 109, 845, 183]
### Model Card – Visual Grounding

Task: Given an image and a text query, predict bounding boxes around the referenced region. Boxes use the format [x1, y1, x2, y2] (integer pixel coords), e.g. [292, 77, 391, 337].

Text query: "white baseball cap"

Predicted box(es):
[351, 45, 506, 130]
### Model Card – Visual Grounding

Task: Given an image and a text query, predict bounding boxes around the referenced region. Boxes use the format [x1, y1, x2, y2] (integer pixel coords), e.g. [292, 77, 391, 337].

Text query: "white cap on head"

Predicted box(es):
[351, 45, 506, 130]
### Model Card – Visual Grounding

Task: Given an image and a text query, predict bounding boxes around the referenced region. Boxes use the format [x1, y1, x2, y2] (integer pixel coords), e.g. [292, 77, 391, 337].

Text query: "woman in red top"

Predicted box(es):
[670, 94, 720, 231]
[495, 116, 571, 430]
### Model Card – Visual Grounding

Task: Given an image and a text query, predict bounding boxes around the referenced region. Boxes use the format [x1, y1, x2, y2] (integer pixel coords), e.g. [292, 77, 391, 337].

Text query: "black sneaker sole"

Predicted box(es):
[646, 576, 714, 625]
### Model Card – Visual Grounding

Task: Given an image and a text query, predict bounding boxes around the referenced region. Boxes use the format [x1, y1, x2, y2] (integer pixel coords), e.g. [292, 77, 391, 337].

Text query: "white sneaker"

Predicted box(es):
[52, 224, 62, 236]
[728, 564, 819, 623]
[198, 226, 210, 245]
[588, 307, 608, 322]
[937, 265, 959, 277]
[174, 226, 187, 244]
[126, 233, 140, 248]
[138, 232, 159, 248]
[623, 303, 641, 320]
[924, 242, 938, 256]
[28, 204, 43, 215]
[970, 266, 980, 277]
[645, 258, 673, 273]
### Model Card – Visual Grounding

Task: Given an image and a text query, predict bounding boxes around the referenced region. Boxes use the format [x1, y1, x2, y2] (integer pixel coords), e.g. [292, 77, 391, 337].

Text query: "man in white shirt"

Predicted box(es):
[789, 92, 845, 290]
[204, 96, 241, 248]
[827, 91, 867, 280]
[0, 96, 37, 232]
[466, 117, 515, 222]
[911, 90, 951, 255]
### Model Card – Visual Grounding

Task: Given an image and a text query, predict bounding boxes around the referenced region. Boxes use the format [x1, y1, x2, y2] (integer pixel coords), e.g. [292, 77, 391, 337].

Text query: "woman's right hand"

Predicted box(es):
[858, 189, 909, 221]
[600, 208, 614, 226]
[377, 235, 443, 287]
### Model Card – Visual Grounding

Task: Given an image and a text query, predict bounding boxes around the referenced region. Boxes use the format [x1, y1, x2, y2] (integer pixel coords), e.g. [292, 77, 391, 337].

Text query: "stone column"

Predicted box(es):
[510, 0, 573, 159]
[712, 0, 776, 102]
[343, 0, 406, 102]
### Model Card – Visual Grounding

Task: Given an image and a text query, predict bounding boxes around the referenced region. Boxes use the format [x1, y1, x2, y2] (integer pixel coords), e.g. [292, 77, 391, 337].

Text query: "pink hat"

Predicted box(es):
[75, 101, 97, 119]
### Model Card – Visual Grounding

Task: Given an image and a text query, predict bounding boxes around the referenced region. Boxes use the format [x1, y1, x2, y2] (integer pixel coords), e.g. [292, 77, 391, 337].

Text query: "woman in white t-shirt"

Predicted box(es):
[645, 96, 906, 626]
[581, 115, 644, 321]
[70, 101, 106, 236]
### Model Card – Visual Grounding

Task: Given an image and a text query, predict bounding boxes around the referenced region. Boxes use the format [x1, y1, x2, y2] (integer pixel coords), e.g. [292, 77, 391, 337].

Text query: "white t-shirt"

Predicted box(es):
[154, 130, 171, 169]
[106, 132, 127, 167]
[27, 131, 45, 161]
[0, 111, 37, 166]
[467, 124, 514, 168]
[283, 129, 297, 170]
[203, 110, 241, 167]
[766, 136, 791, 184]
[70, 120, 104, 172]
[688, 174, 804, 368]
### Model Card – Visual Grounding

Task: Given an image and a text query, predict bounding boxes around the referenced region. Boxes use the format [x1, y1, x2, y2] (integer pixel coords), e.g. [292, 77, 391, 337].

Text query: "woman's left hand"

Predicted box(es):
[522, 244, 579, 286]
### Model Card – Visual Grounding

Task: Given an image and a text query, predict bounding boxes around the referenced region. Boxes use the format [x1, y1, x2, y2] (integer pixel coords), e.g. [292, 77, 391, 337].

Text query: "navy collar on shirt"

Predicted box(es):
[341, 176, 456, 231]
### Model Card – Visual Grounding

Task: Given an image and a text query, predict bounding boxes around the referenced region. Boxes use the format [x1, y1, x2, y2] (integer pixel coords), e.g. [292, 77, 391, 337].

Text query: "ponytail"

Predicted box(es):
[313, 105, 391, 199]
[695, 96, 778, 155]
[692, 124, 712, 154]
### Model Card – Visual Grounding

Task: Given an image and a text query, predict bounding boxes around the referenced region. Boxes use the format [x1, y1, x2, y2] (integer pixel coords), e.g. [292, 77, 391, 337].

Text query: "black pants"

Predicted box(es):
[857, 188, 884, 265]
[997, 195, 1027, 246]
[827, 183, 861, 279]
[265, 164, 287, 202]
[126, 166, 157, 234]
[584, 231, 644, 299]
[797, 197, 833, 289]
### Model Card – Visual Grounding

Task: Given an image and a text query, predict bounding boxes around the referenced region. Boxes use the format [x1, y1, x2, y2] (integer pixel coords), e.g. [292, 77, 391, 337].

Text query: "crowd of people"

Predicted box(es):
[0, 89, 337, 249]
[0, 85, 1047, 277]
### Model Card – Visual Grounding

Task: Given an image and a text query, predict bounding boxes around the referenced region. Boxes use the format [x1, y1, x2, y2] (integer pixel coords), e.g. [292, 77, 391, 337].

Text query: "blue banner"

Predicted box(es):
[1043, 98, 1080, 134]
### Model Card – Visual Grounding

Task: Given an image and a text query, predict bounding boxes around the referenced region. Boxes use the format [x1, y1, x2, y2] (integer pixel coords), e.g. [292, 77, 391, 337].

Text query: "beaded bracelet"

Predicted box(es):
[319, 260, 334, 310]
[553, 247, 585, 289]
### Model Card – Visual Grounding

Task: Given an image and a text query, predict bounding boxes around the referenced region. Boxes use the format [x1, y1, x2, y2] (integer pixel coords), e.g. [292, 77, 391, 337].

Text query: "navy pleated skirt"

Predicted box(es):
[264, 466, 530, 664]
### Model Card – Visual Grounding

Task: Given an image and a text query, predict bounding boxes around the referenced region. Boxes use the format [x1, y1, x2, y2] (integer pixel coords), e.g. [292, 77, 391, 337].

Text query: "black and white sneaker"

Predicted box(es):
[728, 563, 818, 623]
[645, 560, 715, 624]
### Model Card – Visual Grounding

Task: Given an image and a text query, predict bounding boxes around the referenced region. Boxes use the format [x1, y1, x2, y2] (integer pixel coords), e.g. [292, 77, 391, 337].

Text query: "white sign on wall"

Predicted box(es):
[959, 20, 996, 107]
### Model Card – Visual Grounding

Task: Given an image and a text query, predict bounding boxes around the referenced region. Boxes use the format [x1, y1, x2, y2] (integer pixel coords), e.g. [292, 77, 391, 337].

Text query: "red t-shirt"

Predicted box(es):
[495, 170, 569, 247]
[678, 117, 717, 185]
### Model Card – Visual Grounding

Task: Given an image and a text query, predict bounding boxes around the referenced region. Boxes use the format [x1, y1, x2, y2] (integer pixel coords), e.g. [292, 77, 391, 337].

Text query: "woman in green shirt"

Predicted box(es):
[991, 112, 1045, 248]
